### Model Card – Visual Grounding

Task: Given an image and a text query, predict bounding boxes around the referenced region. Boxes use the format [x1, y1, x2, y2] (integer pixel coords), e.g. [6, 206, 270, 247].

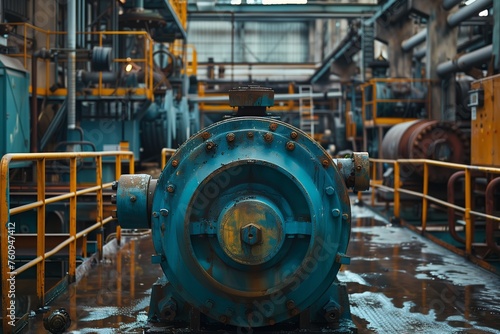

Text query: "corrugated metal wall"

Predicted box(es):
[188, 21, 309, 63]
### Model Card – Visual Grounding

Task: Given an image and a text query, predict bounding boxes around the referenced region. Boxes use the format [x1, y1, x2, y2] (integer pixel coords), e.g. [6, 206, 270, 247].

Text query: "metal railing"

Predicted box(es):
[1, 23, 156, 100]
[1, 151, 134, 332]
[369, 158, 500, 257]
[161, 148, 177, 169]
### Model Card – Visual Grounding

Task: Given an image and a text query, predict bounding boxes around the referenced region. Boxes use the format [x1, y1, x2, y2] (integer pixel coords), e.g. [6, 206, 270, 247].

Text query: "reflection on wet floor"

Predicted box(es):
[25, 233, 163, 333]
[24, 201, 500, 333]
[345, 202, 500, 333]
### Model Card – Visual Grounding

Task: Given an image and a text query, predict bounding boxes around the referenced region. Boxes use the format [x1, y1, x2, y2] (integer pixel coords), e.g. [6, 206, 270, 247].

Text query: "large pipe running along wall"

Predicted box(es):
[401, 0, 492, 52]
[436, 44, 492, 76]
[67, 0, 76, 130]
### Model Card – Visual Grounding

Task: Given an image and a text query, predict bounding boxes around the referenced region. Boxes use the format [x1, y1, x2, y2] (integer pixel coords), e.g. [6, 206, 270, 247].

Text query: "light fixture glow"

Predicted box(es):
[262, 0, 307, 4]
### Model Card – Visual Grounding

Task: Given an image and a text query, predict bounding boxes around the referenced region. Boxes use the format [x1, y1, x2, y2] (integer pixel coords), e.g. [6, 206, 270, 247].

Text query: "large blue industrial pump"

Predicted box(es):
[115, 86, 369, 333]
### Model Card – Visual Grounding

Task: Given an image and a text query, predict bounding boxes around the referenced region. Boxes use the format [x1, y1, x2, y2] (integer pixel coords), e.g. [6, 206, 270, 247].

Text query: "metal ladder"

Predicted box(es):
[299, 85, 315, 137]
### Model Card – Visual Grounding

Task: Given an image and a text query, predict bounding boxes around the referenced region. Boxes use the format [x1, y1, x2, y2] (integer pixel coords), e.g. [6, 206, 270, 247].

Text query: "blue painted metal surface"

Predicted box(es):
[0, 55, 30, 165]
[116, 85, 369, 331]
[146, 117, 359, 328]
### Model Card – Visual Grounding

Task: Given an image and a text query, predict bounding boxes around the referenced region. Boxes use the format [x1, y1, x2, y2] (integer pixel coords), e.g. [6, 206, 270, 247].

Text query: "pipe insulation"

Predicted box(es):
[436, 44, 492, 76]
[67, 0, 76, 130]
[447, 0, 492, 28]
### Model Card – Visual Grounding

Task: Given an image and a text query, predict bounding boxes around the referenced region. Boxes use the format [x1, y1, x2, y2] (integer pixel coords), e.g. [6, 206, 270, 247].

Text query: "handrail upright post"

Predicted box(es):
[465, 168, 472, 256]
[36, 158, 46, 307]
[422, 161, 429, 232]
[96, 156, 104, 261]
[68, 157, 77, 283]
[394, 161, 400, 219]
[1, 156, 12, 332]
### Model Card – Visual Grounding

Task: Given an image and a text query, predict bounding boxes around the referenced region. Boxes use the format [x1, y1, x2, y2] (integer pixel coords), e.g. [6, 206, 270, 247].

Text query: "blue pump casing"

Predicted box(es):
[124, 116, 367, 329]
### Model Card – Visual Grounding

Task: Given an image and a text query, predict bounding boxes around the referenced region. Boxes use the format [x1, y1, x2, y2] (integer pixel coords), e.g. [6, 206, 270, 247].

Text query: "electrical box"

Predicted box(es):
[0, 55, 30, 159]
[470, 74, 500, 166]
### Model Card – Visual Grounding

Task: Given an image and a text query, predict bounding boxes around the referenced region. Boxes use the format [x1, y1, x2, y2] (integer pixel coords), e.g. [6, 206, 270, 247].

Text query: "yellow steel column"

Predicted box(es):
[421, 162, 429, 232]
[393, 161, 400, 219]
[96, 156, 104, 260]
[68, 157, 77, 283]
[464, 168, 472, 255]
[1, 156, 12, 332]
[37, 158, 46, 306]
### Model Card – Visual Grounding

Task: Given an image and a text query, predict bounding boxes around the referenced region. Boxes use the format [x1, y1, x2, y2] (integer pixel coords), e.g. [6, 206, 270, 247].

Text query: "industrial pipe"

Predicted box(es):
[188, 91, 342, 103]
[67, 0, 76, 130]
[442, 0, 463, 10]
[401, 29, 427, 52]
[447, 0, 492, 28]
[436, 44, 492, 76]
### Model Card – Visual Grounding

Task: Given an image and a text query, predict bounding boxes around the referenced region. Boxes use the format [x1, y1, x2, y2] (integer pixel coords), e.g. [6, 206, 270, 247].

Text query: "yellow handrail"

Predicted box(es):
[1, 151, 134, 332]
[368, 158, 500, 258]
[161, 148, 177, 169]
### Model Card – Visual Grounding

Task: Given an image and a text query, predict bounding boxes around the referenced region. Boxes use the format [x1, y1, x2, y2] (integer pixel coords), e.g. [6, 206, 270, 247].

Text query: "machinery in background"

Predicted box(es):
[115, 86, 369, 333]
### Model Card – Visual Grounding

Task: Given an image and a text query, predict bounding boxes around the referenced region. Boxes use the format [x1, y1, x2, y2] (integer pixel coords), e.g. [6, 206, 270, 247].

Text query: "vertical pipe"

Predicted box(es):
[31, 52, 39, 152]
[67, 0, 76, 130]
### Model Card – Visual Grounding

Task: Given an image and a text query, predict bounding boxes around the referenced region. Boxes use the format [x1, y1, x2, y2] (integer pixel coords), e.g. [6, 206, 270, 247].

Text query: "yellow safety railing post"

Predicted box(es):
[1, 155, 12, 334]
[96, 156, 104, 261]
[422, 162, 429, 232]
[393, 161, 400, 219]
[68, 157, 77, 283]
[465, 168, 472, 256]
[36, 158, 46, 306]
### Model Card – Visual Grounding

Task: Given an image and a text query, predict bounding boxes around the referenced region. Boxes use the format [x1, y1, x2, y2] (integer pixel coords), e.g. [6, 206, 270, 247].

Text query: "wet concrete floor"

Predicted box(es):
[23, 198, 500, 333]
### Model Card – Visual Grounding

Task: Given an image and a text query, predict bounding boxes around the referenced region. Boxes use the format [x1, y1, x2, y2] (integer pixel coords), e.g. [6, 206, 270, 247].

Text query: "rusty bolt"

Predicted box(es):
[201, 131, 211, 140]
[290, 131, 298, 140]
[269, 123, 278, 131]
[226, 133, 235, 142]
[286, 141, 295, 151]
[172, 159, 179, 168]
[160, 209, 169, 217]
[247, 132, 254, 139]
[322, 159, 330, 167]
[167, 185, 175, 193]
[264, 132, 274, 143]
[206, 141, 215, 151]
[130, 195, 136, 202]
[342, 213, 349, 220]
[286, 300, 295, 310]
